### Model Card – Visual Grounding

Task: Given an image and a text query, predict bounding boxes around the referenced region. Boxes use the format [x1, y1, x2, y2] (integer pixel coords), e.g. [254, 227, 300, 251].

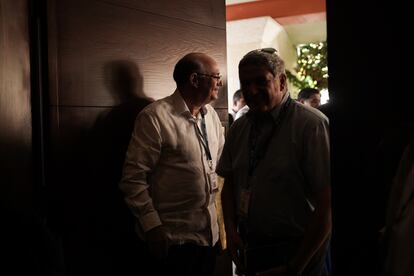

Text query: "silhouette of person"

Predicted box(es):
[82, 60, 153, 274]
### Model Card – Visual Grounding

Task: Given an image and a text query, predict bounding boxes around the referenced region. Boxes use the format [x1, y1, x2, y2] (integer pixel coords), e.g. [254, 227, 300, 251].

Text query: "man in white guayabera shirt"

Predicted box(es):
[119, 53, 225, 276]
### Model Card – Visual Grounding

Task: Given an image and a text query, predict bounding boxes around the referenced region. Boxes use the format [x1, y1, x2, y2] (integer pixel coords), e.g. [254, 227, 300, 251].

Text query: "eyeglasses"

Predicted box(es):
[258, 47, 278, 54]
[245, 47, 278, 58]
[196, 72, 222, 82]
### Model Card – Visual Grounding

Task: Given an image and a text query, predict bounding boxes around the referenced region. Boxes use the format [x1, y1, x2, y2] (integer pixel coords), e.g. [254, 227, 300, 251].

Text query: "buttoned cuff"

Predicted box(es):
[139, 211, 162, 233]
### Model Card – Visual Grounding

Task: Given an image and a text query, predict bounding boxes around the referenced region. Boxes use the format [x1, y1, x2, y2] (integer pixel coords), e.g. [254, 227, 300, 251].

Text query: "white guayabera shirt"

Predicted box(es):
[120, 89, 225, 246]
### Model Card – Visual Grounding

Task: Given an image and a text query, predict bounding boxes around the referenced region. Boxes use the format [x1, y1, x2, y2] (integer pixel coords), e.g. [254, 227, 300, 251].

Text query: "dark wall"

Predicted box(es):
[0, 1, 62, 275]
[0, 0, 32, 210]
[45, 0, 228, 274]
[327, 1, 413, 275]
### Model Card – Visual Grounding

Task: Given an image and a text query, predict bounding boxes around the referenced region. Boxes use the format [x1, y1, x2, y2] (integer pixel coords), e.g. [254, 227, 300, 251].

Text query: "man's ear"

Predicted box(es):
[190, 73, 199, 88]
[279, 73, 287, 91]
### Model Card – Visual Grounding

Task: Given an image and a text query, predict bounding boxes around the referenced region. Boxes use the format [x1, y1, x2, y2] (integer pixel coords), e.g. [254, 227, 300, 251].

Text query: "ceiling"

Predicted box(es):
[225, 0, 260, 5]
[225, 0, 326, 45]
[224, 0, 327, 105]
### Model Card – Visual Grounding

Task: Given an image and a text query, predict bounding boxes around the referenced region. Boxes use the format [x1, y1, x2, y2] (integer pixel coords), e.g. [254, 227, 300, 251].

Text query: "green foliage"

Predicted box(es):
[287, 42, 328, 93]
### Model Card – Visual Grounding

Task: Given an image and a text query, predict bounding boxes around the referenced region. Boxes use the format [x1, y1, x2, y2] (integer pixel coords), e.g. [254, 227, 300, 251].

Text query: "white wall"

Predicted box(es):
[226, 16, 297, 110]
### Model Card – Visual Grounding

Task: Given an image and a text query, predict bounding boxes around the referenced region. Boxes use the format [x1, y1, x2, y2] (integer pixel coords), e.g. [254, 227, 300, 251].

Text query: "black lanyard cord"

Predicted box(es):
[248, 97, 292, 177]
[194, 110, 212, 162]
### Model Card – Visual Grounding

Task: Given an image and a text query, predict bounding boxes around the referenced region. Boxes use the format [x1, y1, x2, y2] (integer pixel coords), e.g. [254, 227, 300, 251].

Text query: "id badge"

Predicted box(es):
[238, 188, 251, 219]
[208, 171, 219, 194]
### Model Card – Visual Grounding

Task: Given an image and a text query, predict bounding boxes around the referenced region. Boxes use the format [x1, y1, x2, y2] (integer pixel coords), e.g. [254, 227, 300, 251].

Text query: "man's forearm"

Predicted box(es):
[289, 186, 332, 273]
[221, 177, 237, 234]
[119, 164, 161, 233]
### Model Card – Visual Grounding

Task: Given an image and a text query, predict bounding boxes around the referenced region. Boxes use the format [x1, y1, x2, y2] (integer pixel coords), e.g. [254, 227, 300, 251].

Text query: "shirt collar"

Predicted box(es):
[171, 89, 208, 120]
[270, 91, 290, 123]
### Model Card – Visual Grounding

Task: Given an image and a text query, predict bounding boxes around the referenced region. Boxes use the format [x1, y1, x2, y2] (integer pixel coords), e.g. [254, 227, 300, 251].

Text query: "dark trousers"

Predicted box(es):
[136, 241, 216, 276]
[243, 234, 328, 276]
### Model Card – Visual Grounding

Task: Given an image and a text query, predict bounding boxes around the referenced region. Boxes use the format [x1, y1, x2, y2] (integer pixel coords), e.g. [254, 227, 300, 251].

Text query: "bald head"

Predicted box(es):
[173, 53, 222, 112]
[173, 53, 215, 87]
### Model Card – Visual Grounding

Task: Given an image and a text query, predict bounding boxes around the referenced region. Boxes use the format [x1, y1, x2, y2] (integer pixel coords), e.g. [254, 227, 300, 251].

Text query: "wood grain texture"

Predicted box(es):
[49, 0, 227, 111]
[48, 105, 144, 275]
[0, 0, 33, 208]
[98, 0, 226, 29]
[46, 0, 228, 272]
[214, 108, 229, 123]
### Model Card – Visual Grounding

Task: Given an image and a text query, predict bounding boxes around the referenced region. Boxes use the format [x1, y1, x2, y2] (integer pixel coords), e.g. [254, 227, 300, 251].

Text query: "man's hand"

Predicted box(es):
[226, 229, 245, 273]
[146, 225, 169, 259]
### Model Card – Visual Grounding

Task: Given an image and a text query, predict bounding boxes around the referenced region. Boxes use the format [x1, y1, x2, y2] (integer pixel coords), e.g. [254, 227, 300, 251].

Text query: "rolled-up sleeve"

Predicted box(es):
[119, 110, 162, 233]
[217, 124, 225, 162]
[216, 127, 234, 178]
[303, 117, 330, 195]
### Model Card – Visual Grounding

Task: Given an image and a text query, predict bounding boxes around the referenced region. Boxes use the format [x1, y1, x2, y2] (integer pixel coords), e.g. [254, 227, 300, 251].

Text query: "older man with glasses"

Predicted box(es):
[119, 53, 225, 276]
[217, 48, 331, 276]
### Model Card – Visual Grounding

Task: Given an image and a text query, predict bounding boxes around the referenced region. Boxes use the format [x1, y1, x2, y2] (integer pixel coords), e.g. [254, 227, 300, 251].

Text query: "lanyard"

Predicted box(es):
[248, 97, 292, 177]
[194, 110, 213, 169]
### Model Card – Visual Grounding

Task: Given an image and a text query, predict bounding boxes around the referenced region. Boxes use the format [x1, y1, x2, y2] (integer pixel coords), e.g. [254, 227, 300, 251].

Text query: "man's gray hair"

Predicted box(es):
[239, 48, 285, 77]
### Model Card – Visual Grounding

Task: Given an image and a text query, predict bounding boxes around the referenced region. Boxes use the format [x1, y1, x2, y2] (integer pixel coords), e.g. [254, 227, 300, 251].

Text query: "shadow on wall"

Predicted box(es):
[85, 60, 153, 274]
[52, 60, 153, 275]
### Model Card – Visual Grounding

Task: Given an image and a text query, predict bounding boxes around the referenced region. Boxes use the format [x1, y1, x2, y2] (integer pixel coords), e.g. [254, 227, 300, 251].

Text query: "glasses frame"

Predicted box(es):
[195, 72, 222, 82]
